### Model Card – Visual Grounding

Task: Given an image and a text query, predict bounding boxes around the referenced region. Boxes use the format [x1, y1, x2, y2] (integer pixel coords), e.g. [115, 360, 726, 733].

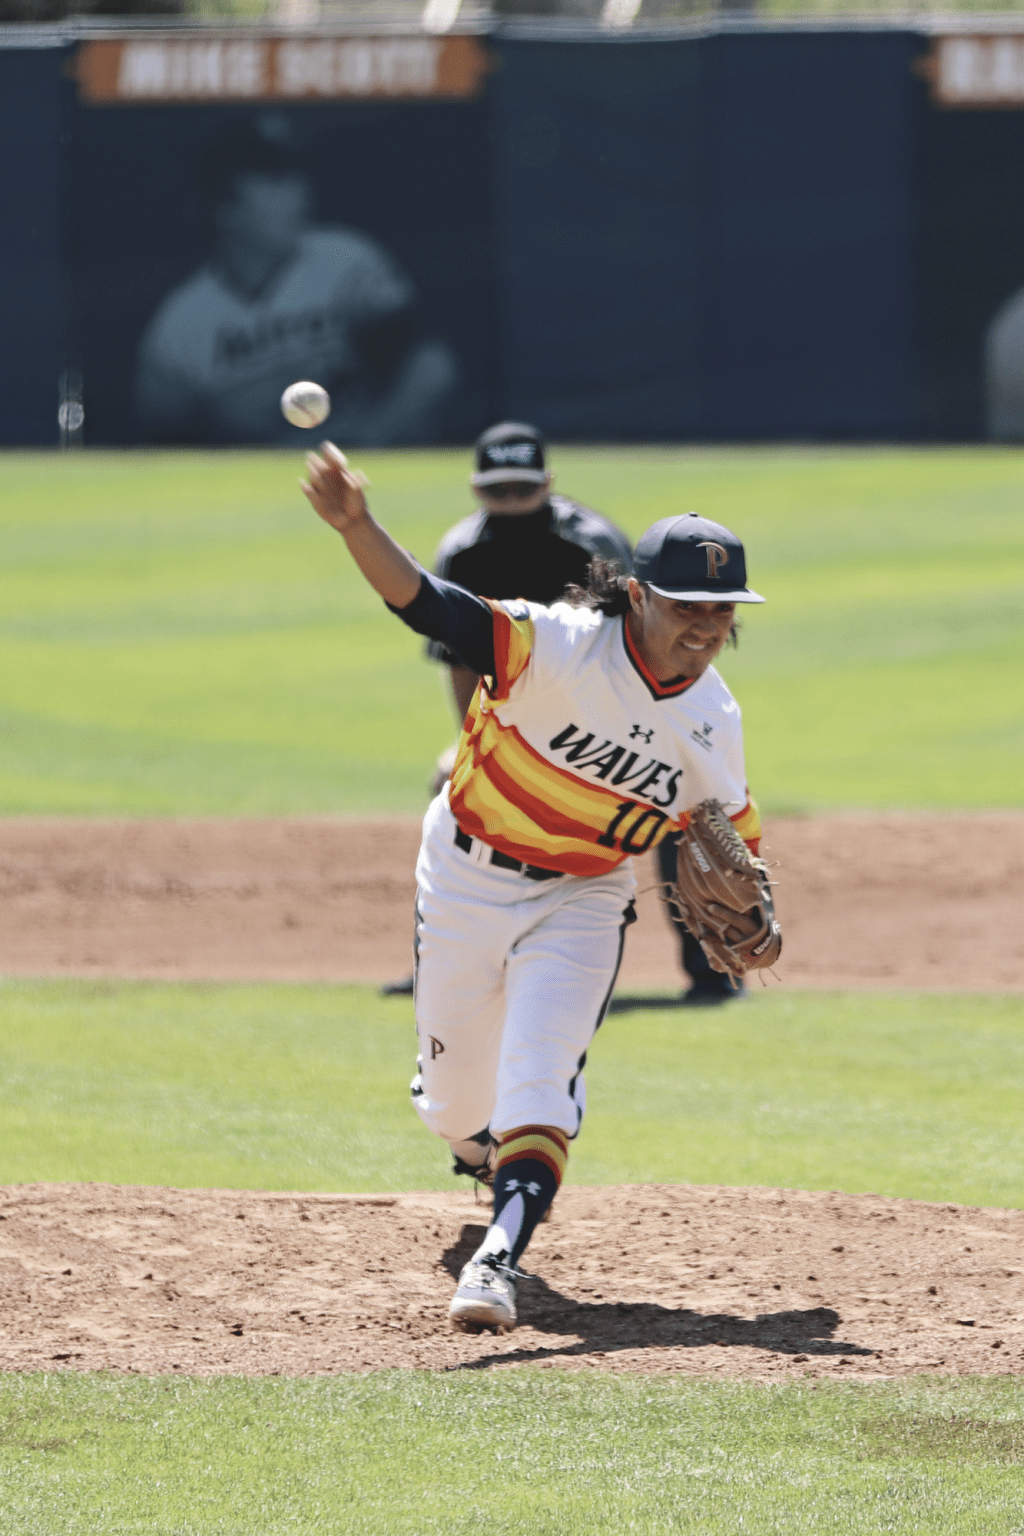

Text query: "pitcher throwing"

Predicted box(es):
[301, 444, 776, 1334]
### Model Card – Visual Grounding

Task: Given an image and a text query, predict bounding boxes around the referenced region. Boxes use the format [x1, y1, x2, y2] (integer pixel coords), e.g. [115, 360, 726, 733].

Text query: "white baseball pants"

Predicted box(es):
[410, 791, 636, 1143]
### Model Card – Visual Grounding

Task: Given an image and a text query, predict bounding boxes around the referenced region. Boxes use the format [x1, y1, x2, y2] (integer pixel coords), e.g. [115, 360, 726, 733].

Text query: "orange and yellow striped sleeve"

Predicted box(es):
[674, 794, 761, 854]
[484, 599, 535, 700]
[731, 796, 762, 854]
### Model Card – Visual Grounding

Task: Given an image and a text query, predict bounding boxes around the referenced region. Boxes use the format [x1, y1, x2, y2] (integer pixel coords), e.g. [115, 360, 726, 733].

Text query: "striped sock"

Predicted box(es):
[471, 1126, 569, 1270]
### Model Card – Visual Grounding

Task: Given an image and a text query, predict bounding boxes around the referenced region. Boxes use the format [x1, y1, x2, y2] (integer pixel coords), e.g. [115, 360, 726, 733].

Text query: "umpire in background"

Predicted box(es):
[430, 422, 632, 722]
[382, 420, 738, 1005]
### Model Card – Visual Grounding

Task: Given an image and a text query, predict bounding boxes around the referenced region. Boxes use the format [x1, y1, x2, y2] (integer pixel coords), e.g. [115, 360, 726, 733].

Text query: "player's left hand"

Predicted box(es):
[301, 443, 370, 534]
[670, 800, 783, 979]
[704, 903, 762, 947]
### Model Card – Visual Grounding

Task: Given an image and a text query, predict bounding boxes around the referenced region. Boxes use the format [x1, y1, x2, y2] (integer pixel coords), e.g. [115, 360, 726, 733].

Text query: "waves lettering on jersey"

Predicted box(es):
[448, 706, 677, 876]
[548, 724, 682, 810]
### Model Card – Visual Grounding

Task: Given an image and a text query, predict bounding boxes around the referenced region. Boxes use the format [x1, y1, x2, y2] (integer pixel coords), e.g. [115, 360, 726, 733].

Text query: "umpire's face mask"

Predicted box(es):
[475, 477, 551, 517]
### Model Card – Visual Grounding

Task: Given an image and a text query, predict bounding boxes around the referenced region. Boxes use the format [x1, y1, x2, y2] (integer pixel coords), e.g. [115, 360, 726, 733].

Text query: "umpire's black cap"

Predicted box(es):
[472, 421, 547, 487]
[634, 513, 765, 603]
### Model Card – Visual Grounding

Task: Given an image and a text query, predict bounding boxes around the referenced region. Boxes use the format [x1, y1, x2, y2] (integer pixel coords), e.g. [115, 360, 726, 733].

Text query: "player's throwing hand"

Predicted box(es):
[302, 441, 419, 610]
[301, 442, 369, 534]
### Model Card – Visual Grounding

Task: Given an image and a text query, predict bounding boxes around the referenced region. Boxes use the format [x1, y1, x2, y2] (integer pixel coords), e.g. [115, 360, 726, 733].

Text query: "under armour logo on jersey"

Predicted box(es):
[696, 540, 729, 578]
[429, 1036, 444, 1060]
[629, 725, 654, 743]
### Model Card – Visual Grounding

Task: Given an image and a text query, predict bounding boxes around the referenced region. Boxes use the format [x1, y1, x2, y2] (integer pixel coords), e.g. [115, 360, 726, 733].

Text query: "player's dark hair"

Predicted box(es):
[564, 558, 740, 644]
[563, 558, 634, 616]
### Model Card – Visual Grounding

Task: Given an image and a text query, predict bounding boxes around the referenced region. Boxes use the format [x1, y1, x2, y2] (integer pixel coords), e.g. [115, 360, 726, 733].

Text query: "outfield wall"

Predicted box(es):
[3, 25, 1024, 446]
[0, 44, 66, 447]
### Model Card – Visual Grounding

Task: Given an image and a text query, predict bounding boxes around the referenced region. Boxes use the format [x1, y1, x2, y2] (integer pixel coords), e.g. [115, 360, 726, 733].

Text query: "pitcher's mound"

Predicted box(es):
[1, 1182, 1021, 1379]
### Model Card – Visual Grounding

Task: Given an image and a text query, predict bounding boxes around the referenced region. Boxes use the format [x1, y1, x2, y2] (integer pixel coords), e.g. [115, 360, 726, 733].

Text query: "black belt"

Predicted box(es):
[454, 826, 564, 881]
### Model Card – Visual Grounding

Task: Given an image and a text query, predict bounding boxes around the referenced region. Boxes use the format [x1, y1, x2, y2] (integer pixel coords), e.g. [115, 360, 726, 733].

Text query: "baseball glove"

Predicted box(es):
[670, 800, 782, 981]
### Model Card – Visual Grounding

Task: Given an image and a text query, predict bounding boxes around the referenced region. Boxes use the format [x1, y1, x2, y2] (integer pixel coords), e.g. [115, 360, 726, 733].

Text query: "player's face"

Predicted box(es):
[475, 474, 552, 516]
[628, 583, 736, 681]
[221, 173, 309, 254]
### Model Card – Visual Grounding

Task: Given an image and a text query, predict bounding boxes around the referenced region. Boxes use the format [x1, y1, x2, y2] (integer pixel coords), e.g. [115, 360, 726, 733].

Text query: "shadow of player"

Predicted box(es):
[440, 1223, 875, 1370]
[606, 993, 685, 1014]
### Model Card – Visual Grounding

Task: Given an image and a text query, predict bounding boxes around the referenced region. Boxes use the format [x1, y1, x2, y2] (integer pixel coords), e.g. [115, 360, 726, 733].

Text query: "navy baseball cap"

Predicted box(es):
[472, 421, 547, 487]
[633, 513, 764, 603]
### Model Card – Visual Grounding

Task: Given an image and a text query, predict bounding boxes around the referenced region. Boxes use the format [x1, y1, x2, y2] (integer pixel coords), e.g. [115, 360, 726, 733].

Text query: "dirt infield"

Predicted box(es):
[2, 1181, 1021, 1380]
[3, 813, 1022, 1382]
[1, 811, 1022, 991]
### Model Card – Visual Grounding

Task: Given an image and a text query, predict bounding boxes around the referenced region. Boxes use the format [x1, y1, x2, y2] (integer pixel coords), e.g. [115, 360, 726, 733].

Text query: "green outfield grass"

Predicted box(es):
[1, 446, 1021, 816]
[2, 980, 1021, 1209]
[3, 1370, 1024, 1535]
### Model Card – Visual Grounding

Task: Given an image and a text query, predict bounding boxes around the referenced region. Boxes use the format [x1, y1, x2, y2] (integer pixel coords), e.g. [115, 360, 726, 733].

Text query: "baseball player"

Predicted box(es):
[381, 420, 633, 996]
[383, 420, 735, 1005]
[302, 444, 767, 1334]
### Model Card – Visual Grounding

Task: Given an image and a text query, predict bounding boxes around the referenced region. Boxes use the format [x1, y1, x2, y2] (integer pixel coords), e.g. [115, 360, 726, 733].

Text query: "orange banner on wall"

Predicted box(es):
[922, 33, 1024, 108]
[74, 32, 490, 104]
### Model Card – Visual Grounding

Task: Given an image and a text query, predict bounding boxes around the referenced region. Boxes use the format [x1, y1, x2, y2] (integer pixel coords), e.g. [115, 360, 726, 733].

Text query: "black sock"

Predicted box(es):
[471, 1156, 561, 1270]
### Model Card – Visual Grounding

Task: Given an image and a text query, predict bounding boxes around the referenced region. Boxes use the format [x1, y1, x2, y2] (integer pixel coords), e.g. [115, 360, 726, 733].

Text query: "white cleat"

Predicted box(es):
[449, 1259, 518, 1333]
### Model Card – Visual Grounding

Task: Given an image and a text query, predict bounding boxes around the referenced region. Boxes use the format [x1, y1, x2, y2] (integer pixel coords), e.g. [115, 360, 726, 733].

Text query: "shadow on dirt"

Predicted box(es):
[441, 1223, 876, 1370]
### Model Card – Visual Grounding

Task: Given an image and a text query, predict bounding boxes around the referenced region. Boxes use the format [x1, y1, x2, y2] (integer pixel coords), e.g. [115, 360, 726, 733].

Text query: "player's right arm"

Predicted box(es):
[302, 441, 496, 675]
[302, 442, 420, 607]
[425, 520, 487, 723]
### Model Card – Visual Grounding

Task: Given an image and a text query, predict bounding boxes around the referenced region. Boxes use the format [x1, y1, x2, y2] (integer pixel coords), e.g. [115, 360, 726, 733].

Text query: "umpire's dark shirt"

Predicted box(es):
[426, 493, 633, 665]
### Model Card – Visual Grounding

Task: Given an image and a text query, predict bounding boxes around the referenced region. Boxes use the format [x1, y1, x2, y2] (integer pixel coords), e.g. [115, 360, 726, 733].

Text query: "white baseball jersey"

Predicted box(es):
[136, 227, 411, 442]
[448, 598, 760, 878]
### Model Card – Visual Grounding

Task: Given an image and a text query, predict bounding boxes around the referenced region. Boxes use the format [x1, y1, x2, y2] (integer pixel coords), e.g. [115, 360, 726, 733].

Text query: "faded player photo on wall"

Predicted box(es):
[135, 118, 456, 447]
[69, 102, 491, 446]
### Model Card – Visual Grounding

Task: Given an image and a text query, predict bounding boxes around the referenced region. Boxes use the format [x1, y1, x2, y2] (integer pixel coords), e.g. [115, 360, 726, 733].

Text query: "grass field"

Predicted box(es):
[2, 979, 1022, 1208]
[4, 1370, 1024, 1535]
[3, 444, 1023, 1531]
[1, 446, 1022, 815]
[5, 979, 1024, 1534]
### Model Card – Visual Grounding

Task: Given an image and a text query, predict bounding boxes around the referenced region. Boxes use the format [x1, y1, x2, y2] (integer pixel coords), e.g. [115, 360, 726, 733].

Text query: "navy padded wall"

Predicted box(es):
[0, 46, 64, 445]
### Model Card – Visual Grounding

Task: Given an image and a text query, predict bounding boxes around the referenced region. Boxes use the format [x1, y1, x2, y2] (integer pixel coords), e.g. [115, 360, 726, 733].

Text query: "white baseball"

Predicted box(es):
[281, 380, 331, 429]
